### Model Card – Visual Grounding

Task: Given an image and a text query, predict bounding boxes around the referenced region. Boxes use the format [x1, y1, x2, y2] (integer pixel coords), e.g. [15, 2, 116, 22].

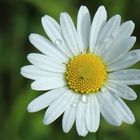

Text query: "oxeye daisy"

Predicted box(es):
[21, 5, 139, 136]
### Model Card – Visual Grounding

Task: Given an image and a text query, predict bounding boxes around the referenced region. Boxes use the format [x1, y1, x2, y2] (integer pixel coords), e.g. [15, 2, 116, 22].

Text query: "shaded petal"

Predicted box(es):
[118, 20, 135, 38]
[89, 6, 107, 53]
[29, 34, 68, 62]
[27, 53, 66, 73]
[27, 86, 67, 112]
[114, 96, 135, 124]
[41, 15, 73, 57]
[62, 94, 79, 133]
[77, 6, 91, 52]
[106, 81, 137, 100]
[95, 15, 121, 55]
[44, 90, 75, 125]
[31, 78, 66, 91]
[104, 21, 135, 65]
[60, 12, 80, 55]
[109, 69, 140, 85]
[85, 94, 100, 132]
[104, 37, 136, 64]
[20, 65, 63, 80]
[97, 92, 122, 126]
[76, 100, 88, 136]
[107, 49, 140, 71]
[104, 89, 135, 124]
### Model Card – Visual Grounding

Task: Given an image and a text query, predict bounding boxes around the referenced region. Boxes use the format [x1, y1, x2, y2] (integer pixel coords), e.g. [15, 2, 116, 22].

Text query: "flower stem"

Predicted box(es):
[95, 126, 104, 140]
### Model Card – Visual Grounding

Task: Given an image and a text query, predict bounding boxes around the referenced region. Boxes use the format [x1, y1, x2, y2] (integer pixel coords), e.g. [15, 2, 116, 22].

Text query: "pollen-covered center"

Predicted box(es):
[66, 54, 107, 94]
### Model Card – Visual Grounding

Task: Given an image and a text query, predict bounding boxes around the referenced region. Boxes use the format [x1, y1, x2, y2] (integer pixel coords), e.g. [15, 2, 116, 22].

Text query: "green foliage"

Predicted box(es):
[0, 0, 140, 140]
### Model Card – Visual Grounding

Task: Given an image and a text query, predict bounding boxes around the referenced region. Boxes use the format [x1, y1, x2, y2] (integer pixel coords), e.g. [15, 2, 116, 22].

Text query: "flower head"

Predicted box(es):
[21, 5, 138, 136]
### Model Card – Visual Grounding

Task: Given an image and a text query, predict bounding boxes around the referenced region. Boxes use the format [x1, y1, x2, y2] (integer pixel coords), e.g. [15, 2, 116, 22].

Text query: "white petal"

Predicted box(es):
[109, 69, 140, 85]
[76, 100, 88, 136]
[104, 36, 136, 63]
[107, 49, 140, 71]
[20, 65, 63, 80]
[118, 20, 135, 38]
[31, 78, 66, 91]
[85, 94, 100, 132]
[104, 21, 135, 65]
[95, 15, 121, 55]
[114, 96, 135, 124]
[97, 92, 122, 126]
[62, 107, 76, 133]
[27, 53, 66, 73]
[62, 94, 79, 133]
[44, 90, 75, 125]
[104, 90, 135, 124]
[60, 12, 80, 55]
[89, 6, 107, 53]
[106, 81, 137, 100]
[29, 33, 68, 62]
[77, 6, 91, 52]
[41, 15, 73, 57]
[27, 86, 67, 112]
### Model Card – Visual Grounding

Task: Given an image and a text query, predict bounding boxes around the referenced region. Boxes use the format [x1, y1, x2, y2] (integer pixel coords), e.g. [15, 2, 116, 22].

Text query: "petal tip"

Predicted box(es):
[29, 33, 37, 38]
[20, 67, 25, 77]
[43, 118, 51, 125]
[43, 118, 49, 125]
[29, 33, 34, 42]
[63, 129, 69, 133]
[27, 53, 32, 61]
[128, 20, 135, 29]
[31, 82, 36, 90]
[27, 105, 34, 113]
[60, 12, 67, 18]
[129, 20, 135, 25]
[98, 5, 106, 11]
[79, 5, 88, 11]
[115, 14, 121, 19]
[41, 15, 49, 25]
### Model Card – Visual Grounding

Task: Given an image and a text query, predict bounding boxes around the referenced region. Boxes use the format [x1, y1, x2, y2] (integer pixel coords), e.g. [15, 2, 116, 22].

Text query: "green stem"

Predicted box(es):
[95, 126, 104, 140]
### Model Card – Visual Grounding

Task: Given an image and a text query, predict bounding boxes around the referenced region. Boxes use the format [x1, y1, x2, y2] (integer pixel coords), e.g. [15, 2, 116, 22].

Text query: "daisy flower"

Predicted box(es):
[21, 5, 139, 136]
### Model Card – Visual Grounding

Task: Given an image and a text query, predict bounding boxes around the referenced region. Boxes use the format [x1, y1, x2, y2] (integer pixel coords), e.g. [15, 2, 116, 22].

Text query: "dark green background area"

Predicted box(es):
[0, 0, 140, 140]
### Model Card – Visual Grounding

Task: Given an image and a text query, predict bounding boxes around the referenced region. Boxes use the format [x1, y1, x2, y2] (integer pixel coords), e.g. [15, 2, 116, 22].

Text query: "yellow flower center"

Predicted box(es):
[66, 54, 107, 94]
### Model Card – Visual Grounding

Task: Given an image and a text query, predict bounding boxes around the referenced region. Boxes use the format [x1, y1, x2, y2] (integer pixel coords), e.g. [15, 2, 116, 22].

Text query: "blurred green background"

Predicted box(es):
[0, 0, 140, 140]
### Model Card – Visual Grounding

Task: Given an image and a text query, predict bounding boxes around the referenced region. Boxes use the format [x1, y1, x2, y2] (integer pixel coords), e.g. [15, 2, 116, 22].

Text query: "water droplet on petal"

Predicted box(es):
[111, 29, 117, 38]
[129, 94, 136, 99]
[113, 32, 116, 37]
[104, 38, 110, 43]
[131, 52, 137, 56]
[124, 91, 128, 97]
[128, 113, 132, 117]
[114, 100, 119, 106]
[55, 39, 62, 46]
[136, 75, 140, 79]
[81, 95, 87, 103]
[71, 103, 77, 108]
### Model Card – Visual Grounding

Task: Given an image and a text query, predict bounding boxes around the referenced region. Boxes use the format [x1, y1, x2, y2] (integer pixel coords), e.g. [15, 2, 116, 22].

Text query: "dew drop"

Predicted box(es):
[131, 52, 137, 56]
[129, 93, 136, 99]
[128, 113, 133, 118]
[124, 91, 128, 97]
[111, 29, 117, 38]
[71, 103, 77, 108]
[113, 32, 116, 37]
[136, 75, 140, 79]
[114, 100, 119, 106]
[81, 95, 87, 103]
[104, 31, 117, 43]
[55, 39, 62, 46]
[104, 38, 110, 43]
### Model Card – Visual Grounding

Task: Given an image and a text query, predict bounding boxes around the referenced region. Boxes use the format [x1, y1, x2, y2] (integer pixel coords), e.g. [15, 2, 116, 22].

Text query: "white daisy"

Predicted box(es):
[20, 5, 139, 136]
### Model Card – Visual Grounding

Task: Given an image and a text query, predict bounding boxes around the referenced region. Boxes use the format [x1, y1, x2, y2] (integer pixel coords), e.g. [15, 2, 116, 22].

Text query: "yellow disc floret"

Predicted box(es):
[66, 54, 107, 94]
